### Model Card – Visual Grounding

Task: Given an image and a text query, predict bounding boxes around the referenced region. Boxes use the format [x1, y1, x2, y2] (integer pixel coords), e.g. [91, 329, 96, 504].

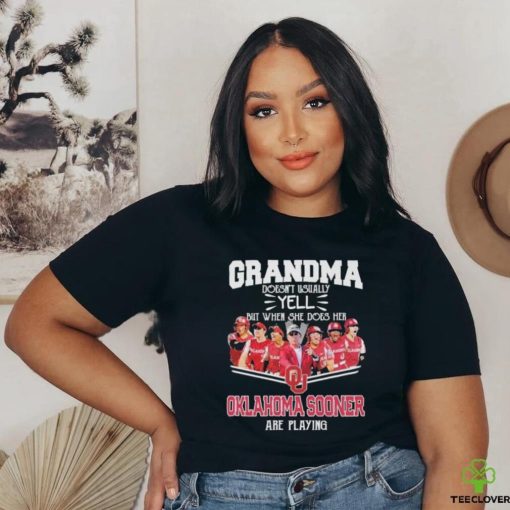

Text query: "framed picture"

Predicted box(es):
[0, 0, 139, 303]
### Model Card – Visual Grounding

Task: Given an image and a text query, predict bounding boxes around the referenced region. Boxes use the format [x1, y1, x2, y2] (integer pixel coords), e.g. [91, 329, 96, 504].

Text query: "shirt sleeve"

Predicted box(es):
[404, 232, 481, 382]
[48, 190, 170, 329]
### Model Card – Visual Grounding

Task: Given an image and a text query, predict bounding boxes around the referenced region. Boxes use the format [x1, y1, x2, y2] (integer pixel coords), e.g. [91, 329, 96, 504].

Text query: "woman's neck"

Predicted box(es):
[266, 183, 343, 218]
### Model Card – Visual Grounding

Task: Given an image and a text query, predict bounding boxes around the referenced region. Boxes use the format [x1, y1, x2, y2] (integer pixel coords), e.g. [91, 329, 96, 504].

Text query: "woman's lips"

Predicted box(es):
[278, 152, 318, 170]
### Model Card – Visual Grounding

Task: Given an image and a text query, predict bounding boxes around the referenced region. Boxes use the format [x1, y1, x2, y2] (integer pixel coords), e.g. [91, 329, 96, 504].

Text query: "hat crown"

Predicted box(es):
[486, 146, 510, 235]
[447, 103, 510, 277]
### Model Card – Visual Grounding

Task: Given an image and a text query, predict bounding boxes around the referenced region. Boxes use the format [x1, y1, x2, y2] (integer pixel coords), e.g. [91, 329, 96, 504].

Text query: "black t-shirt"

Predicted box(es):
[48, 183, 481, 474]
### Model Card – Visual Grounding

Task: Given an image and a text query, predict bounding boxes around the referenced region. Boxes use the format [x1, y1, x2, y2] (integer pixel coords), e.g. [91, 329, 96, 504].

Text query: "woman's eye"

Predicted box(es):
[304, 97, 330, 109]
[248, 97, 330, 120]
[249, 107, 275, 119]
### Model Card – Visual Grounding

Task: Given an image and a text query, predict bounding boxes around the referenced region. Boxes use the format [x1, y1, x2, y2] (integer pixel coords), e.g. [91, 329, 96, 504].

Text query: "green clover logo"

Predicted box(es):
[462, 459, 496, 494]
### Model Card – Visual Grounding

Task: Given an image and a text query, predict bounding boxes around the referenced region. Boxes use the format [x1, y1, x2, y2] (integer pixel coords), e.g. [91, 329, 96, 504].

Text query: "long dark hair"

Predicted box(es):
[203, 16, 410, 228]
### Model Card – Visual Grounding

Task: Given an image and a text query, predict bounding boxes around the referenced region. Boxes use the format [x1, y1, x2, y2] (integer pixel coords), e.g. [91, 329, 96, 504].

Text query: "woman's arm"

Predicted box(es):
[237, 341, 251, 368]
[407, 375, 489, 510]
[4, 266, 180, 509]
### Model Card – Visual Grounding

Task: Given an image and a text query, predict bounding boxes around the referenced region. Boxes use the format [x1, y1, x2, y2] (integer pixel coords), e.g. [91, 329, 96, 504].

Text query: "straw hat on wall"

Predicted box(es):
[447, 103, 510, 277]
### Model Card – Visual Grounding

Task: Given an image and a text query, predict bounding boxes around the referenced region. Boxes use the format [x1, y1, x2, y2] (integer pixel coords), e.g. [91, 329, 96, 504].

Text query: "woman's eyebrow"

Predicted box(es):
[244, 78, 323, 103]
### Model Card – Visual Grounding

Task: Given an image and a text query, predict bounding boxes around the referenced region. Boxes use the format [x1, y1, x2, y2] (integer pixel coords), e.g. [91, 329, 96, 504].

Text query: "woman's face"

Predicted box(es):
[329, 330, 342, 341]
[235, 323, 247, 335]
[243, 45, 345, 200]
[271, 331, 282, 343]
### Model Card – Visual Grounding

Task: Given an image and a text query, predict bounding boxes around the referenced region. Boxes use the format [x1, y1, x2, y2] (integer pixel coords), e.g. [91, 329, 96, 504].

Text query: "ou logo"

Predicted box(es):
[285, 365, 308, 394]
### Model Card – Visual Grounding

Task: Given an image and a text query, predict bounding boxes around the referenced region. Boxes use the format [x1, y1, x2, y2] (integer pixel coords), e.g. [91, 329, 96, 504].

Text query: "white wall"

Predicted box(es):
[1, 1, 509, 508]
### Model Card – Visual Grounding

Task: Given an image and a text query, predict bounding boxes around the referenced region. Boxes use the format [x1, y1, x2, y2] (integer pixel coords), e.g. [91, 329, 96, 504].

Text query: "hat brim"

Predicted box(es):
[446, 103, 510, 277]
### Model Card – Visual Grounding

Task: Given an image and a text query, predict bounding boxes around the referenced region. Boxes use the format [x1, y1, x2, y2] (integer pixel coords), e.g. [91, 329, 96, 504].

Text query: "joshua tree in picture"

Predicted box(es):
[87, 109, 138, 192]
[47, 98, 83, 172]
[0, 0, 98, 126]
[0, 0, 138, 252]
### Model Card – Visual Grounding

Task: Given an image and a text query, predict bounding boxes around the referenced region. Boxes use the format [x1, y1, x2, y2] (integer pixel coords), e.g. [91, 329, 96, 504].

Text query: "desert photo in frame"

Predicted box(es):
[0, 0, 139, 302]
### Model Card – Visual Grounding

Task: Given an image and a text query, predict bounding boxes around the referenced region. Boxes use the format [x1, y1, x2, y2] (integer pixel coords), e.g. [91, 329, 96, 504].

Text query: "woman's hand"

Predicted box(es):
[144, 413, 182, 510]
[4, 268, 185, 510]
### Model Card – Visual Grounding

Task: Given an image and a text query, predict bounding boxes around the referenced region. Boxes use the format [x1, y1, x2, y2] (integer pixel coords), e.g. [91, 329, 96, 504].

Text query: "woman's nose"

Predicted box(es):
[279, 112, 307, 146]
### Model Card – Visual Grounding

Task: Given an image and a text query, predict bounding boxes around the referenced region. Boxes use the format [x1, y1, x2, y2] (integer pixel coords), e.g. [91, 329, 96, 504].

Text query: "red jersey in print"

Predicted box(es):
[342, 334, 366, 368]
[241, 339, 271, 371]
[228, 332, 255, 366]
[266, 342, 285, 374]
[305, 340, 334, 372]
[325, 337, 348, 371]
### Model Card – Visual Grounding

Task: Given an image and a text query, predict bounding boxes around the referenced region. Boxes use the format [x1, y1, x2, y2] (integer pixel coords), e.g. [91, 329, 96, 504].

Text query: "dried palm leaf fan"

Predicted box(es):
[0, 404, 150, 510]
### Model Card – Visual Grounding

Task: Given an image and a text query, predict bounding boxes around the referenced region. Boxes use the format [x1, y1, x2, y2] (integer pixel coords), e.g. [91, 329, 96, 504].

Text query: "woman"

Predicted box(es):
[304, 325, 335, 374]
[264, 325, 286, 375]
[237, 321, 270, 371]
[228, 316, 254, 366]
[342, 318, 366, 369]
[325, 321, 347, 371]
[4, 17, 488, 510]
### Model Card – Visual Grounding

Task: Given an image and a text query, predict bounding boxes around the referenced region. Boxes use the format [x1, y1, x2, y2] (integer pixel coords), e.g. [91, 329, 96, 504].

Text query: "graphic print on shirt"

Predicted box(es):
[226, 259, 367, 431]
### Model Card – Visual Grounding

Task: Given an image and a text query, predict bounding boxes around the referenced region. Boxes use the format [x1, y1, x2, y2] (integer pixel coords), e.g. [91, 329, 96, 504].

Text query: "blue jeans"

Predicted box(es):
[163, 441, 426, 509]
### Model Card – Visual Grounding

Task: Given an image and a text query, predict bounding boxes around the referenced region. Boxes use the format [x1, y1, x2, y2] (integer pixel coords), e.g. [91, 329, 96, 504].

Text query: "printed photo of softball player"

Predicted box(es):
[304, 325, 335, 374]
[238, 322, 271, 371]
[325, 321, 348, 371]
[263, 325, 286, 375]
[228, 316, 366, 375]
[342, 318, 366, 368]
[227, 316, 255, 366]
